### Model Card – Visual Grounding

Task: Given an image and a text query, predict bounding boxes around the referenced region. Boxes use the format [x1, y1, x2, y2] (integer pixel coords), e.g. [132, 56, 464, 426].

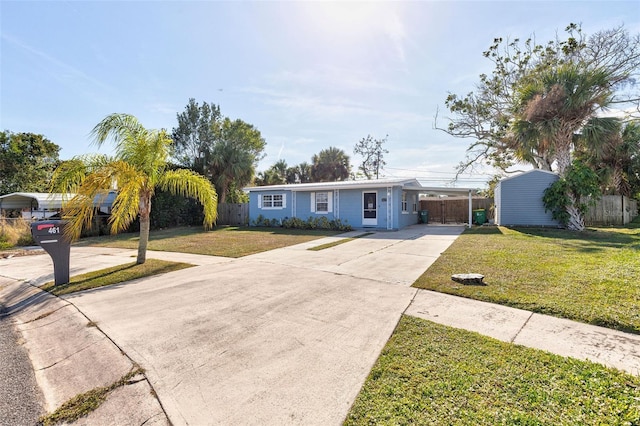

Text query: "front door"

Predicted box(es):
[362, 192, 377, 226]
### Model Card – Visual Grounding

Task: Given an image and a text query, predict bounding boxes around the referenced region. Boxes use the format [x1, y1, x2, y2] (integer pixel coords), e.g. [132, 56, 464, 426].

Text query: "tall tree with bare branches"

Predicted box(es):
[438, 23, 640, 176]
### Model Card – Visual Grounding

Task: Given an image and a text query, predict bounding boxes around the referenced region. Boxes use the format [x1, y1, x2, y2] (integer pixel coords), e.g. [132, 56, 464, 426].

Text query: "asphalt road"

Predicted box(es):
[0, 303, 44, 426]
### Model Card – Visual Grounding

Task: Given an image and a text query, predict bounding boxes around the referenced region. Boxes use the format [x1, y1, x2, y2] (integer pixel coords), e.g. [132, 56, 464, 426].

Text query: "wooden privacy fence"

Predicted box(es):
[419, 197, 493, 224]
[583, 195, 638, 226]
[216, 203, 249, 226]
[419, 195, 639, 226]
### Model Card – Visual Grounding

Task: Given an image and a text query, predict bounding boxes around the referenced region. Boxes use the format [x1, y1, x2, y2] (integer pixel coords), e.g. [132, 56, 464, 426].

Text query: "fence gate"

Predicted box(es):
[419, 198, 493, 224]
[217, 203, 249, 226]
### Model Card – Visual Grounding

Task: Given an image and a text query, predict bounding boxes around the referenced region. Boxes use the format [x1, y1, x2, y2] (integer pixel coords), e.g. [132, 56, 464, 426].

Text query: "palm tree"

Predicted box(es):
[513, 63, 613, 176]
[579, 120, 640, 196]
[286, 162, 312, 183]
[209, 138, 255, 204]
[52, 113, 217, 264]
[511, 64, 614, 229]
[311, 147, 351, 182]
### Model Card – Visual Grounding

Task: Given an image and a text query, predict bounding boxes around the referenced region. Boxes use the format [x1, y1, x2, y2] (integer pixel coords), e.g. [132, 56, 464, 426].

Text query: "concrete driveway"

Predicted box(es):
[62, 225, 464, 425]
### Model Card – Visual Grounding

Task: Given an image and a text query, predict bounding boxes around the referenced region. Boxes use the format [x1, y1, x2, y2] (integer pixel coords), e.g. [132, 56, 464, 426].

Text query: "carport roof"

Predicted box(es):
[0, 192, 116, 210]
[0, 192, 73, 210]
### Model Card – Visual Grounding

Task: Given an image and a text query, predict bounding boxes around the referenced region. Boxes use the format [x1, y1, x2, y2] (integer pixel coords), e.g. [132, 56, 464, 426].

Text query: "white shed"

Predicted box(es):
[495, 170, 560, 227]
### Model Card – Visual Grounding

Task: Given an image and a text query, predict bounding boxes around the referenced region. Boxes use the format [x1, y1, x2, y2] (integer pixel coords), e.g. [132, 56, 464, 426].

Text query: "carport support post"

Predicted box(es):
[468, 189, 472, 229]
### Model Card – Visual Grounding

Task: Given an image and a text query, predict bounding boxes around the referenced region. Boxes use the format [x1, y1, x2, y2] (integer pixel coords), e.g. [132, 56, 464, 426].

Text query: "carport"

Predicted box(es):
[0, 192, 116, 219]
[0, 193, 71, 219]
[419, 187, 478, 228]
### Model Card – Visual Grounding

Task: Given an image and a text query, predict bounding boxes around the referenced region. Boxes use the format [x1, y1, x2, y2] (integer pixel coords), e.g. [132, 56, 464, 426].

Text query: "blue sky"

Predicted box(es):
[1, 1, 638, 188]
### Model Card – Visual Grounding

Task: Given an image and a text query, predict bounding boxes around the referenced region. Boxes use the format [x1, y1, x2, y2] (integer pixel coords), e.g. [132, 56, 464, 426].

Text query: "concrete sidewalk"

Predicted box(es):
[0, 276, 169, 425]
[1, 224, 639, 426]
[405, 290, 640, 376]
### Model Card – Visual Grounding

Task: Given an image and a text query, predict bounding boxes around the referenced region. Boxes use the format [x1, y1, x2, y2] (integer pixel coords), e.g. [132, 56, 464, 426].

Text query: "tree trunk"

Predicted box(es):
[137, 194, 151, 264]
[555, 143, 572, 177]
[218, 185, 227, 205]
[555, 126, 574, 177]
[565, 193, 585, 231]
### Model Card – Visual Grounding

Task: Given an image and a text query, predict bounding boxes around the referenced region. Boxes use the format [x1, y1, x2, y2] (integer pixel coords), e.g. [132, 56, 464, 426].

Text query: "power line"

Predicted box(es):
[384, 166, 495, 177]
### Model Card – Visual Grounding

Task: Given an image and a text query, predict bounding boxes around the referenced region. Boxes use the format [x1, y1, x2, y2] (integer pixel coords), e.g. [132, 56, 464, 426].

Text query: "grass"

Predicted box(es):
[345, 316, 640, 426]
[0, 218, 34, 249]
[39, 367, 144, 426]
[41, 259, 194, 296]
[307, 232, 374, 251]
[413, 224, 640, 334]
[76, 226, 340, 257]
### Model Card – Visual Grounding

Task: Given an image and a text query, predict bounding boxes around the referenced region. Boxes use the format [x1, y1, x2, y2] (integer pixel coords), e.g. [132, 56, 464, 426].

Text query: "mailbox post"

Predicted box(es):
[31, 220, 71, 286]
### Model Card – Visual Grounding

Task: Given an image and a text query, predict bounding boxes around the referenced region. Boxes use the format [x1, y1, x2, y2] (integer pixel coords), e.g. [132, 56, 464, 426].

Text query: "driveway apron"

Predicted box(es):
[63, 225, 465, 425]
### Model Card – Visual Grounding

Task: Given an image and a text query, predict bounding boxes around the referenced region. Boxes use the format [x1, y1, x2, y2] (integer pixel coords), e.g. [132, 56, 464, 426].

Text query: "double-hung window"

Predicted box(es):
[316, 192, 329, 213]
[260, 193, 285, 209]
[401, 191, 408, 213]
[310, 191, 332, 214]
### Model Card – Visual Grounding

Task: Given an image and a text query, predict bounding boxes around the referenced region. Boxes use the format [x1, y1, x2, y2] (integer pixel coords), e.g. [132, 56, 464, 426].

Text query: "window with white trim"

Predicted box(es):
[413, 194, 418, 213]
[310, 191, 333, 214]
[260, 193, 286, 209]
[316, 192, 329, 212]
[401, 191, 408, 213]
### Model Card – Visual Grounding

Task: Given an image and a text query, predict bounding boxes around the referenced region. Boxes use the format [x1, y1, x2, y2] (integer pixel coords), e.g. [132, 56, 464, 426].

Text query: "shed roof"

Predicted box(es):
[499, 169, 558, 183]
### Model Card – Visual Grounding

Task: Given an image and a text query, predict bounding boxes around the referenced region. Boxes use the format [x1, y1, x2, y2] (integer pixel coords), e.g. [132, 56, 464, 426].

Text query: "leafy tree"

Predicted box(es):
[52, 113, 217, 264]
[311, 147, 351, 182]
[171, 98, 221, 176]
[439, 23, 639, 230]
[255, 159, 288, 186]
[577, 120, 640, 197]
[286, 162, 312, 183]
[543, 160, 600, 230]
[209, 139, 254, 204]
[149, 190, 205, 229]
[0, 131, 60, 194]
[171, 100, 265, 201]
[439, 24, 639, 175]
[354, 135, 389, 179]
[208, 118, 265, 203]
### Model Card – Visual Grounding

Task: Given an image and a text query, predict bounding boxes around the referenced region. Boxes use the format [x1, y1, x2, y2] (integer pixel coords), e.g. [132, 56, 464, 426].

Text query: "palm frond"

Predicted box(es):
[90, 113, 147, 151]
[580, 117, 622, 160]
[105, 161, 146, 234]
[159, 169, 218, 228]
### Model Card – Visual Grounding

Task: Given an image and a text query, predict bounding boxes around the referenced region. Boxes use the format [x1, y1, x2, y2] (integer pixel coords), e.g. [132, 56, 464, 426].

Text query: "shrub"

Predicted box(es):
[0, 235, 11, 250]
[282, 217, 306, 229]
[252, 214, 282, 227]
[0, 218, 33, 248]
[278, 216, 352, 232]
[17, 233, 36, 246]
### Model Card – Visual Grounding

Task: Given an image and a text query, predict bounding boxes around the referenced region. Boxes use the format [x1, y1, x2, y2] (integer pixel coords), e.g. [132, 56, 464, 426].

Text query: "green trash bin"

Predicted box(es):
[419, 210, 429, 224]
[473, 209, 486, 225]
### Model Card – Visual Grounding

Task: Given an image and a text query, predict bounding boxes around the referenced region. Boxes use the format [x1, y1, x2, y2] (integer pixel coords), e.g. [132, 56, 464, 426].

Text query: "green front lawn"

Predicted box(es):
[413, 225, 640, 333]
[76, 226, 340, 257]
[346, 316, 640, 425]
[41, 259, 194, 295]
